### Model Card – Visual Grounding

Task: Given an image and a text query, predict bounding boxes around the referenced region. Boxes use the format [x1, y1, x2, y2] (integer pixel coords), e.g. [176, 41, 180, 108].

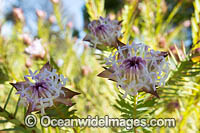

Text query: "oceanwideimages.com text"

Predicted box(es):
[25, 114, 176, 130]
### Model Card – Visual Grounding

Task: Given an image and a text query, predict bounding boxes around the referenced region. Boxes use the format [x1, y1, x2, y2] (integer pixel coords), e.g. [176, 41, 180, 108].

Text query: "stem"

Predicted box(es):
[73, 127, 80, 133]
[3, 87, 14, 110]
[41, 125, 45, 133]
[133, 94, 138, 133]
[48, 126, 52, 133]
[0, 106, 39, 132]
[55, 127, 59, 133]
[73, 128, 78, 133]
[13, 97, 20, 117]
[39, 115, 46, 133]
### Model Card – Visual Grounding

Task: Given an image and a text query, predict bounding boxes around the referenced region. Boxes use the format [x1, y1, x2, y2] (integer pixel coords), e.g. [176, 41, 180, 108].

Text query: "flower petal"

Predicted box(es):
[39, 62, 52, 73]
[83, 34, 92, 42]
[25, 103, 40, 116]
[61, 87, 80, 99]
[97, 67, 117, 81]
[10, 81, 30, 91]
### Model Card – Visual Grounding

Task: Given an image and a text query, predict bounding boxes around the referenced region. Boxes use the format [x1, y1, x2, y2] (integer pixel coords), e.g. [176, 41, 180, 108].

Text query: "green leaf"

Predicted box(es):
[0, 62, 9, 84]
[44, 103, 77, 119]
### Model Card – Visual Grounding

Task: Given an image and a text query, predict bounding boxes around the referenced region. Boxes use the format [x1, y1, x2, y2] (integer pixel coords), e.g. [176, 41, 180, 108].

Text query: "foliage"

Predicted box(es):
[0, 0, 200, 133]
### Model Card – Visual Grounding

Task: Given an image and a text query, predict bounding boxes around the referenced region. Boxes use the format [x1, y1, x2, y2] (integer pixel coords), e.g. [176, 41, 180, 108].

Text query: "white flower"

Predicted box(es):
[25, 39, 45, 58]
[11, 62, 80, 115]
[98, 42, 169, 98]
[83, 16, 123, 49]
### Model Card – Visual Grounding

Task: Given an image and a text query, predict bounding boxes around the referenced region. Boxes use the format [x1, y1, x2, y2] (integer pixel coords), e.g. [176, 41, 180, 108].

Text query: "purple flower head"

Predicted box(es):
[83, 16, 123, 49]
[10, 62, 80, 115]
[98, 42, 170, 98]
[121, 56, 146, 74]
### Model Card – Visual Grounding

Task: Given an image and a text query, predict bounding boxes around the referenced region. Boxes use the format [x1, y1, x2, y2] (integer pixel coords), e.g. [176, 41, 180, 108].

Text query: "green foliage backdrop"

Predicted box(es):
[0, 0, 200, 133]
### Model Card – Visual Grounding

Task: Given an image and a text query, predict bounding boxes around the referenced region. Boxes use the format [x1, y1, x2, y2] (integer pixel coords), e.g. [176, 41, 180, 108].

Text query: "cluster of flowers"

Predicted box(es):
[83, 16, 123, 50]
[10, 16, 170, 116]
[11, 62, 79, 115]
[84, 17, 170, 98]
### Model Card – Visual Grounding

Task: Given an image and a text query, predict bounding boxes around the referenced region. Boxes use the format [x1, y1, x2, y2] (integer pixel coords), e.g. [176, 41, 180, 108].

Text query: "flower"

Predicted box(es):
[25, 57, 33, 68]
[183, 20, 191, 28]
[10, 62, 80, 115]
[81, 66, 92, 76]
[98, 42, 169, 98]
[83, 16, 123, 50]
[21, 33, 32, 45]
[13, 8, 24, 22]
[36, 10, 46, 19]
[25, 39, 45, 59]
[51, 0, 59, 4]
[167, 100, 180, 112]
[49, 15, 57, 24]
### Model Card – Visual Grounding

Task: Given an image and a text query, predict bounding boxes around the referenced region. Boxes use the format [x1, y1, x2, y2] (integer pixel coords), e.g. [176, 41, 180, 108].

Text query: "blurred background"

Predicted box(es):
[0, 0, 200, 133]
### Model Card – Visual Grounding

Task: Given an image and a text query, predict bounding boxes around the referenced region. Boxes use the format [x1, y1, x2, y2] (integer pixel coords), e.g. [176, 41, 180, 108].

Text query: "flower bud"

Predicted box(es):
[48, 15, 56, 24]
[183, 20, 191, 28]
[22, 33, 32, 45]
[132, 25, 140, 35]
[51, 0, 59, 4]
[25, 57, 33, 68]
[13, 8, 24, 22]
[81, 66, 92, 76]
[158, 36, 166, 48]
[36, 10, 46, 19]
[67, 21, 73, 28]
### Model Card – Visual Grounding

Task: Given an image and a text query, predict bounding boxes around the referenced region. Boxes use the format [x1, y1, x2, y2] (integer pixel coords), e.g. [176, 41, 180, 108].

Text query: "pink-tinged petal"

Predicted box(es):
[61, 87, 80, 99]
[10, 81, 30, 91]
[39, 62, 52, 73]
